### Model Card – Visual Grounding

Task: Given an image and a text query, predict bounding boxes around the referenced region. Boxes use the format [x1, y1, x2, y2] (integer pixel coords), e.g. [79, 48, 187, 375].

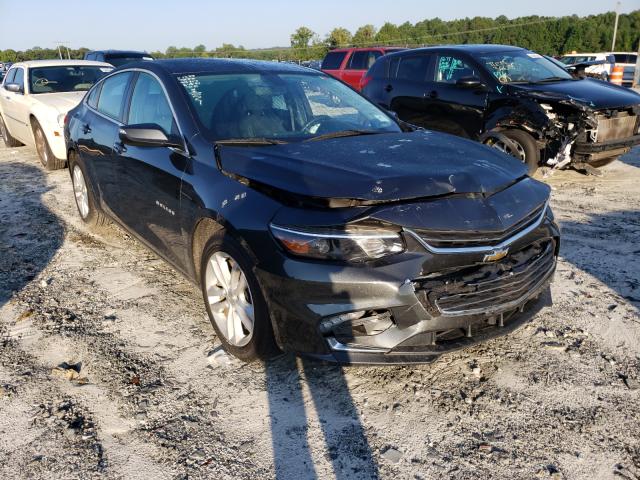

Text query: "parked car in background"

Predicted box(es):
[84, 50, 154, 67]
[321, 47, 405, 90]
[362, 44, 640, 174]
[65, 58, 558, 364]
[609, 52, 638, 87]
[0, 59, 113, 169]
[559, 53, 614, 80]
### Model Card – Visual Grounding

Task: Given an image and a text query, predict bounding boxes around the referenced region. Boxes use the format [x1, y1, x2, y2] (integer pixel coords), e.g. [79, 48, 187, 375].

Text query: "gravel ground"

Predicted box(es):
[0, 143, 639, 480]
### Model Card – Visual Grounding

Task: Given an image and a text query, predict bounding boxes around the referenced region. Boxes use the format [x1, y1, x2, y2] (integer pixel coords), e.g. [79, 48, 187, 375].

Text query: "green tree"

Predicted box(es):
[353, 25, 377, 47]
[326, 27, 352, 48]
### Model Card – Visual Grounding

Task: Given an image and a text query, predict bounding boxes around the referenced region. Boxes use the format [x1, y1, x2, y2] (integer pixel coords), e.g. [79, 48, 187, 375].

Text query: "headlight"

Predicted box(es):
[270, 224, 405, 262]
[57, 113, 66, 128]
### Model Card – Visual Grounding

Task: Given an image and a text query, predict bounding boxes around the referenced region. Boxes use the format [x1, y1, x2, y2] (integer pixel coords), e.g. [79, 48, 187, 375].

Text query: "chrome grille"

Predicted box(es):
[416, 241, 556, 317]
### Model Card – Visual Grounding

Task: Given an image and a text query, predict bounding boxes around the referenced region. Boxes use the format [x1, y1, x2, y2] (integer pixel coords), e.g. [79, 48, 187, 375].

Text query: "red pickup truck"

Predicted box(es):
[321, 47, 405, 90]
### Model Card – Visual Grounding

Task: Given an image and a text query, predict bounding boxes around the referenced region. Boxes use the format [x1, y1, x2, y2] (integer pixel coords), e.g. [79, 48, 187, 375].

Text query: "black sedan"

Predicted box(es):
[362, 45, 640, 174]
[64, 59, 559, 364]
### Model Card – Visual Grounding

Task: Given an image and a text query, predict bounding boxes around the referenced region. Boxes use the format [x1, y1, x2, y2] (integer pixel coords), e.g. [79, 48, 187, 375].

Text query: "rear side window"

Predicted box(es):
[96, 72, 133, 121]
[85, 53, 95, 61]
[348, 50, 382, 70]
[322, 51, 347, 70]
[86, 83, 102, 109]
[127, 72, 177, 135]
[394, 55, 432, 82]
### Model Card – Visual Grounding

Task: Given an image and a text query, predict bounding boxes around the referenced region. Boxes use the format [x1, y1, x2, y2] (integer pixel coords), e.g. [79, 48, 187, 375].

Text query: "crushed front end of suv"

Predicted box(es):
[362, 45, 640, 174]
[65, 59, 560, 364]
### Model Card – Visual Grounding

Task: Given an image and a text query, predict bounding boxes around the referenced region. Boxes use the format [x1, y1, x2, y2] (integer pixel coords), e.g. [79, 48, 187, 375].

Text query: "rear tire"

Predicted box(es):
[32, 120, 65, 170]
[200, 232, 278, 362]
[68, 152, 108, 228]
[0, 115, 22, 147]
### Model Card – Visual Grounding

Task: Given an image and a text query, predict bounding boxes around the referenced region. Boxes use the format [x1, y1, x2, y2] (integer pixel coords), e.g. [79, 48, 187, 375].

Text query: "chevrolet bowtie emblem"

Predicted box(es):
[483, 248, 509, 263]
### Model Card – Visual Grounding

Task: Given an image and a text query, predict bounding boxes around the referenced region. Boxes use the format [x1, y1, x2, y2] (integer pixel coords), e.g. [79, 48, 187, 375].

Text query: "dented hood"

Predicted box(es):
[217, 131, 528, 202]
[511, 78, 640, 110]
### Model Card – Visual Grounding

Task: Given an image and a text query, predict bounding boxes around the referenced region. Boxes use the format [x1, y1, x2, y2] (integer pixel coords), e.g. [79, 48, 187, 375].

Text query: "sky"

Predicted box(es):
[0, 0, 637, 52]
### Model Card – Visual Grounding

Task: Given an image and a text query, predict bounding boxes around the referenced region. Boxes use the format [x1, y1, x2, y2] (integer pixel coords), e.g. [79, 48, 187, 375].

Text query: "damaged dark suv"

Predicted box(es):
[65, 59, 559, 364]
[362, 45, 640, 174]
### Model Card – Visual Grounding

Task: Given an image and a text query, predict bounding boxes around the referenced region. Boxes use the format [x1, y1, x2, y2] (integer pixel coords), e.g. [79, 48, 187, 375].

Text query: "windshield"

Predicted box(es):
[176, 72, 400, 142]
[476, 51, 573, 84]
[29, 66, 112, 94]
[560, 55, 597, 65]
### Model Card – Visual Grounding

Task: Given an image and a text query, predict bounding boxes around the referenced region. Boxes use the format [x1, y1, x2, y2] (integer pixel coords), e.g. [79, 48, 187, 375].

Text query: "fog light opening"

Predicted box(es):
[320, 309, 394, 337]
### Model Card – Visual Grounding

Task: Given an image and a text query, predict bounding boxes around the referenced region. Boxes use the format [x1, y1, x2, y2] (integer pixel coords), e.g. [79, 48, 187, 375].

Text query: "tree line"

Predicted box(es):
[1, 10, 638, 63]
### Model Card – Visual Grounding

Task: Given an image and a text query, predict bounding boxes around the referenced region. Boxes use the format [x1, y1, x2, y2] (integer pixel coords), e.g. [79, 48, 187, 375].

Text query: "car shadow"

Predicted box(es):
[266, 354, 379, 479]
[559, 208, 640, 308]
[0, 160, 64, 310]
[616, 147, 640, 169]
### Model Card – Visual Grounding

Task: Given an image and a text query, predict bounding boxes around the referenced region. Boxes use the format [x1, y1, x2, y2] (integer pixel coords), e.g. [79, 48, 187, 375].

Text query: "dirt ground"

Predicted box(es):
[0, 143, 639, 480]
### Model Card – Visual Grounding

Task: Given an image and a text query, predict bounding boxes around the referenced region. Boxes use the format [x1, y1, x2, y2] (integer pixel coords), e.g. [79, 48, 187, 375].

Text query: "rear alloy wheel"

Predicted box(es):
[0, 115, 22, 147]
[69, 153, 107, 228]
[485, 129, 540, 175]
[33, 120, 65, 170]
[201, 233, 278, 362]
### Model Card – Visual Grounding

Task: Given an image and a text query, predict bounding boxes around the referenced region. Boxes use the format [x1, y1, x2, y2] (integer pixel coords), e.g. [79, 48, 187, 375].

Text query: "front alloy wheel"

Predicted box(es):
[205, 251, 255, 347]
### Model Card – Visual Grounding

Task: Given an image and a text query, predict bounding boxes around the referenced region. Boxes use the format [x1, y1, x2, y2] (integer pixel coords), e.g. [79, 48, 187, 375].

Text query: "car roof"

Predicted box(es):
[328, 47, 405, 53]
[10, 59, 114, 68]
[87, 50, 151, 56]
[117, 58, 319, 75]
[385, 44, 525, 57]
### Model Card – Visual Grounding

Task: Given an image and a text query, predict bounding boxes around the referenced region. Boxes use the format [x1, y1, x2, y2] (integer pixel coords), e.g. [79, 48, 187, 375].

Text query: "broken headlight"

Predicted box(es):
[270, 224, 405, 262]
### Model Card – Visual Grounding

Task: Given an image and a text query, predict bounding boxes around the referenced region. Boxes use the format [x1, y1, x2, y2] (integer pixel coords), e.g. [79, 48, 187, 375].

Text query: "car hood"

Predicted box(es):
[510, 78, 640, 110]
[218, 131, 528, 203]
[33, 91, 86, 114]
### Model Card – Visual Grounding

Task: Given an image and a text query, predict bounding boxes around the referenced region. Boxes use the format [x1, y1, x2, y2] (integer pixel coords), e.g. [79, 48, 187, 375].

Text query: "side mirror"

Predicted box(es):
[119, 124, 182, 149]
[456, 76, 484, 89]
[5, 83, 23, 94]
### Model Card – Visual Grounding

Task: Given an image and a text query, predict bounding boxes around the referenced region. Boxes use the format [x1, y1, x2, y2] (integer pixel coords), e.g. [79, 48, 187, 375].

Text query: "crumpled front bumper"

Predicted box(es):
[574, 134, 640, 163]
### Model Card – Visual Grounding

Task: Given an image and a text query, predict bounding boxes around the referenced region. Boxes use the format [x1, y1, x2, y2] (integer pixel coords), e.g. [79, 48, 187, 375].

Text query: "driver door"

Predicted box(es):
[424, 53, 489, 139]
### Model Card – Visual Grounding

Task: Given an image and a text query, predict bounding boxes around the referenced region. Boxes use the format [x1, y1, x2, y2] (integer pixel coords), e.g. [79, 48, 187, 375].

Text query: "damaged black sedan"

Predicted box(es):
[362, 45, 640, 174]
[65, 59, 559, 363]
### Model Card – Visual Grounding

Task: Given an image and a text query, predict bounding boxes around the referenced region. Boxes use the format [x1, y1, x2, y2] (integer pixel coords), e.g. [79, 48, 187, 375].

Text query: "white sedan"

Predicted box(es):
[0, 59, 113, 169]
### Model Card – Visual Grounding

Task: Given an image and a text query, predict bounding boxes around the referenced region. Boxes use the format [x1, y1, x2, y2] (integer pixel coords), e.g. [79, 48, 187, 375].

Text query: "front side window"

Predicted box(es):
[29, 66, 113, 94]
[435, 55, 479, 83]
[321, 52, 347, 70]
[127, 73, 177, 135]
[477, 50, 573, 84]
[177, 72, 399, 142]
[96, 72, 133, 120]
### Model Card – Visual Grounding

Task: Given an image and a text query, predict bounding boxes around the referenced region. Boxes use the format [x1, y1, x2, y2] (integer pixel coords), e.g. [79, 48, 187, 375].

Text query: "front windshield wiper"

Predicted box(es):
[531, 76, 574, 83]
[215, 137, 288, 146]
[304, 130, 382, 142]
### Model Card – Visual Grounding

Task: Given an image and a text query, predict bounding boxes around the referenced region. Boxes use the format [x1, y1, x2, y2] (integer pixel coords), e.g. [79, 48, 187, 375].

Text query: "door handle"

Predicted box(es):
[428, 90, 438, 99]
[113, 141, 127, 154]
[4, 96, 10, 100]
[82, 123, 91, 134]
[384, 84, 393, 92]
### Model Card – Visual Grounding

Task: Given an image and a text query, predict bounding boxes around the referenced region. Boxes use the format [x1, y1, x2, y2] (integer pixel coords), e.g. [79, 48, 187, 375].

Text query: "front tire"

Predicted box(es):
[200, 232, 278, 362]
[0, 115, 22, 147]
[69, 152, 107, 228]
[33, 120, 65, 170]
[486, 129, 540, 175]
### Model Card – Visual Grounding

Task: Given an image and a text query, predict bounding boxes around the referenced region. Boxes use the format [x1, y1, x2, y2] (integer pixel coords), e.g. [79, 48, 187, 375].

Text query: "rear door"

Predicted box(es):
[78, 71, 134, 214]
[114, 71, 190, 269]
[423, 52, 489, 138]
[383, 54, 434, 126]
[342, 50, 383, 90]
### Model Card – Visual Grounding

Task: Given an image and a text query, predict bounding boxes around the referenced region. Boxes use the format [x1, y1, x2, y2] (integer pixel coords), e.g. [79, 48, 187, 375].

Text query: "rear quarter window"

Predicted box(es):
[322, 52, 347, 70]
